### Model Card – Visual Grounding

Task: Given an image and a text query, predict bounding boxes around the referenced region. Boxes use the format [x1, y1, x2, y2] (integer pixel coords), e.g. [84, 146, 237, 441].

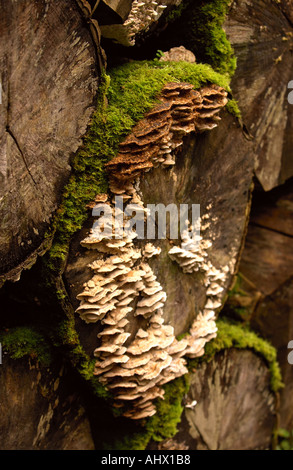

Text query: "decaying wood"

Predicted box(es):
[0, 357, 94, 450]
[230, 183, 293, 429]
[0, 0, 100, 284]
[278, 0, 293, 24]
[225, 0, 293, 191]
[149, 349, 276, 450]
[118, 0, 293, 191]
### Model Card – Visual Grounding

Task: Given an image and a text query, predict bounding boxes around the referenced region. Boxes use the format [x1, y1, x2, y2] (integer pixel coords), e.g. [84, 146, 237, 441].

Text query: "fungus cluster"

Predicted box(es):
[168, 212, 230, 358]
[77, 194, 188, 419]
[98, 318, 189, 420]
[76, 81, 228, 419]
[105, 82, 228, 185]
[124, 1, 170, 44]
[186, 309, 218, 359]
[159, 46, 196, 63]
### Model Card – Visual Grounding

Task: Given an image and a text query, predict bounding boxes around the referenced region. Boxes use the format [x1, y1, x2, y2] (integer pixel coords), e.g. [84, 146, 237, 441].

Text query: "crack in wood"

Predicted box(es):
[6, 126, 38, 187]
[191, 420, 212, 450]
[277, 2, 293, 28]
[75, 0, 106, 72]
[250, 221, 293, 239]
[5, 78, 38, 187]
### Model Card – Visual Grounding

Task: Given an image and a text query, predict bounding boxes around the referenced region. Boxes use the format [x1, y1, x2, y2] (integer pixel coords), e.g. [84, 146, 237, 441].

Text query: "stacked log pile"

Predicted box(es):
[0, 0, 293, 451]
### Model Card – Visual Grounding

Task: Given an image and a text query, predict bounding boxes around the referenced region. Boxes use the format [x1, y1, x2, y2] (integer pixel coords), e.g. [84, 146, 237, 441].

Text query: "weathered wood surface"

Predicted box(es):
[0, 0, 100, 284]
[95, 0, 133, 22]
[225, 0, 293, 191]
[66, 0, 293, 347]
[226, 182, 293, 428]
[240, 182, 293, 297]
[240, 225, 293, 297]
[279, 0, 293, 24]
[150, 349, 276, 450]
[253, 277, 293, 429]
[95, 0, 181, 24]
[0, 356, 94, 450]
[0, 0, 292, 451]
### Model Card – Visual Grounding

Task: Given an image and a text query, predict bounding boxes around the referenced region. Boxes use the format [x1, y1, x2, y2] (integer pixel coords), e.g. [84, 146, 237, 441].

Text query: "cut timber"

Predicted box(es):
[0, 0, 100, 285]
[99, 0, 133, 22]
[150, 349, 276, 450]
[0, 356, 94, 450]
[231, 182, 293, 429]
[240, 225, 293, 297]
[278, 0, 293, 24]
[252, 277, 293, 430]
[225, 0, 293, 191]
[240, 182, 293, 297]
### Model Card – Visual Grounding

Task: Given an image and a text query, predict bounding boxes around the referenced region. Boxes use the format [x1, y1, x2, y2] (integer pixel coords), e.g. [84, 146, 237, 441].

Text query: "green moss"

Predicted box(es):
[44, 58, 231, 368]
[227, 275, 244, 298]
[163, 0, 236, 78]
[109, 375, 190, 450]
[165, 2, 185, 23]
[0, 3, 248, 450]
[0, 327, 52, 367]
[105, 319, 282, 449]
[275, 429, 293, 451]
[188, 319, 284, 393]
[224, 274, 256, 323]
[55, 317, 110, 400]
[109, 429, 151, 451]
[109, 60, 231, 111]
[145, 375, 190, 442]
[226, 98, 242, 120]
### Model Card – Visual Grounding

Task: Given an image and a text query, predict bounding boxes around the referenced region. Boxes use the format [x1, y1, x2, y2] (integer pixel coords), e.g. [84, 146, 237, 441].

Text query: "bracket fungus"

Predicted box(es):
[105, 82, 228, 185]
[75, 80, 228, 419]
[160, 46, 196, 63]
[123, 0, 170, 45]
[77, 213, 188, 418]
[167, 212, 230, 358]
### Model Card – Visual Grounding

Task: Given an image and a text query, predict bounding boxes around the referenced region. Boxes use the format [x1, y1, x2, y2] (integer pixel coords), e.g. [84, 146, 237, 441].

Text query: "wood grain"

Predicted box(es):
[0, 0, 100, 284]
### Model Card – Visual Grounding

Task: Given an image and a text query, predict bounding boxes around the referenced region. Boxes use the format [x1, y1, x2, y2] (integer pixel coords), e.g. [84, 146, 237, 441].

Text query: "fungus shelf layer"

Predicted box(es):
[105, 82, 228, 185]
